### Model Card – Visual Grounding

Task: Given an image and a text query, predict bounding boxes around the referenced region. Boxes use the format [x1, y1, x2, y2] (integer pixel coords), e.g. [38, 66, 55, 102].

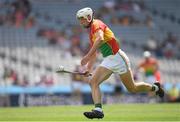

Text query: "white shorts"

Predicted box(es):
[100, 49, 131, 75]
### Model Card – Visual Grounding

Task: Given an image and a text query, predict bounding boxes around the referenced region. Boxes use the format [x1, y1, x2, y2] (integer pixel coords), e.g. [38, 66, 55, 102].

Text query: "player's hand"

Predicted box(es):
[81, 55, 90, 66]
[83, 70, 92, 77]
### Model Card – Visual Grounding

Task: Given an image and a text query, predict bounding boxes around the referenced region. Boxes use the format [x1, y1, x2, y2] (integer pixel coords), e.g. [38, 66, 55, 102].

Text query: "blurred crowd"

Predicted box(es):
[1, 66, 28, 87]
[0, 0, 34, 29]
[144, 32, 180, 59]
[1, 66, 54, 87]
[36, 25, 90, 57]
[97, 0, 154, 27]
[0, 0, 180, 104]
[0, 0, 179, 58]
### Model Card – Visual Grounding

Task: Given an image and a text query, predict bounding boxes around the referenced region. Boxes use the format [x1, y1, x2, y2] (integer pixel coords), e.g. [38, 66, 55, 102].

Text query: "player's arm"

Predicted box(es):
[81, 29, 104, 66]
[86, 30, 104, 57]
[137, 62, 142, 69]
[155, 59, 159, 70]
[86, 52, 96, 71]
[136, 61, 145, 73]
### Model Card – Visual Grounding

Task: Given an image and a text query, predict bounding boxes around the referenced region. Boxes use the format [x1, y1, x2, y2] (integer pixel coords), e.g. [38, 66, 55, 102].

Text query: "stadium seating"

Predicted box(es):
[0, 0, 180, 93]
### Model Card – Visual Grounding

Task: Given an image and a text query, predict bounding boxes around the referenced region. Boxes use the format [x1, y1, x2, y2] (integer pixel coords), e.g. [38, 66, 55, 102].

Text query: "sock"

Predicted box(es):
[151, 84, 159, 92]
[94, 107, 103, 112]
[94, 103, 102, 112]
[95, 103, 102, 108]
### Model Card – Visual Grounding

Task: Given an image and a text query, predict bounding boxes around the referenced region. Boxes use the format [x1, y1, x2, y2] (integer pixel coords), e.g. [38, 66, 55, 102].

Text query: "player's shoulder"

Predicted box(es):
[92, 19, 105, 26]
[91, 19, 106, 31]
[139, 59, 146, 65]
[149, 57, 158, 63]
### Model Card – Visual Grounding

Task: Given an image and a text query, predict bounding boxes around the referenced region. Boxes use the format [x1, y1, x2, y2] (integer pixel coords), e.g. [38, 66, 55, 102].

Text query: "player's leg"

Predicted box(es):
[90, 66, 112, 106]
[120, 70, 152, 92]
[84, 66, 113, 119]
[119, 69, 164, 97]
[117, 49, 164, 97]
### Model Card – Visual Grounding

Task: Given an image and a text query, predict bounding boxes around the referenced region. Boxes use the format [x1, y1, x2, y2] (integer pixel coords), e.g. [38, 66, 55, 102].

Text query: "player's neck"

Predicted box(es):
[88, 19, 94, 28]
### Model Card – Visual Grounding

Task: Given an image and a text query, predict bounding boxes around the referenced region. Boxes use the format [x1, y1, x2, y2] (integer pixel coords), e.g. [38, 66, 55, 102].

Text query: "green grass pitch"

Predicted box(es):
[0, 103, 179, 122]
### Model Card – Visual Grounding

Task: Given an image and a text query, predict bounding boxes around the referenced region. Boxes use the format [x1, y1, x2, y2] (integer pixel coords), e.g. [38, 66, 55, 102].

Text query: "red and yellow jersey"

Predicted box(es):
[139, 57, 158, 76]
[89, 19, 119, 57]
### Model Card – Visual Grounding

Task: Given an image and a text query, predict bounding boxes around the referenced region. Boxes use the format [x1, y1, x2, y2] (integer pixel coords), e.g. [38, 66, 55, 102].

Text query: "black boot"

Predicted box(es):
[154, 82, 164, 98]
[84, 110, 104, 119]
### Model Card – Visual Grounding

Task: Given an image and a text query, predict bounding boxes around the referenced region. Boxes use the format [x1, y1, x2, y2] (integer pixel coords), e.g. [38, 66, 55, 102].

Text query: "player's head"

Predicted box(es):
[143, 51, 151, 59]
[76, 7, 93, 28]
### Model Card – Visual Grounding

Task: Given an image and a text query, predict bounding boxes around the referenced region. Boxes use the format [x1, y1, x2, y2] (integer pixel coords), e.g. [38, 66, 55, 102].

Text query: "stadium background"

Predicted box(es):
[0, 0, 180, 107]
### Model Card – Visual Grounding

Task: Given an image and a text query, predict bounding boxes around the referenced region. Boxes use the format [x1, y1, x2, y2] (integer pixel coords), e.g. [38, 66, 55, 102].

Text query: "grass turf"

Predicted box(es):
[0, 103, 179, 121]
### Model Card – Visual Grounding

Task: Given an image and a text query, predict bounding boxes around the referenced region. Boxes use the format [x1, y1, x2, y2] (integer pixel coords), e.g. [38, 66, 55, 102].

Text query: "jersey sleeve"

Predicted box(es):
[138, 60, 145, 68]
[93, 21, 106, 33]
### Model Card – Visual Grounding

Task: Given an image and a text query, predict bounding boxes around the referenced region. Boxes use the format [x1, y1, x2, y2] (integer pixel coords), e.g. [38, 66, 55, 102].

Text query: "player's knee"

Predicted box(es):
[89, 80, 99, 88]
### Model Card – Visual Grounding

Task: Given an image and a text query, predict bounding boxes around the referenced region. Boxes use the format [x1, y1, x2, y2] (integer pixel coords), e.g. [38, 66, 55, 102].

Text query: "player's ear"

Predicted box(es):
[87, 15, 92, 22]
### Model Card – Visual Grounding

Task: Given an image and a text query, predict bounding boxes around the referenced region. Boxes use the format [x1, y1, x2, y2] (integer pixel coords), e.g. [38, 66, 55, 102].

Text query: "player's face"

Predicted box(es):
[78, 17, 90, 28]
[145, 57, 150, 61]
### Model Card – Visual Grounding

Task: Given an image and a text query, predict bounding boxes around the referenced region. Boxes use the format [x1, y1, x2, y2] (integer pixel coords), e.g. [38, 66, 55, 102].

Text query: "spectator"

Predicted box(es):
[137, 51, 162, 84]
[145, 15, 155, 28]
[12, 0, 31, 18]
[162, 32, 178, 59]
[25, 16, 36, 29]
[11, 0, 31, 28]
[110, 16, 119, 25]
[144, 36, 158, 52]
[132, 1, 141, 13]
[167, 84, 180, 102]
[119, 15, 130, 26]
[103, 0, 115, 13]
[3, 67, 18, 86]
